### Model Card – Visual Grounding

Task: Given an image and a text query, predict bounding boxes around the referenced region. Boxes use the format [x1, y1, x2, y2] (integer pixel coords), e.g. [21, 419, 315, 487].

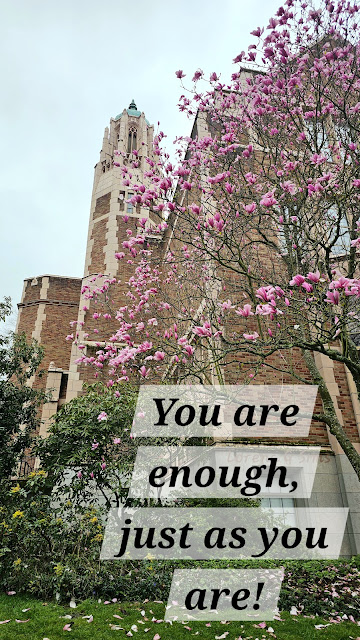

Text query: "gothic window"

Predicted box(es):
[128, 126, 137, 153]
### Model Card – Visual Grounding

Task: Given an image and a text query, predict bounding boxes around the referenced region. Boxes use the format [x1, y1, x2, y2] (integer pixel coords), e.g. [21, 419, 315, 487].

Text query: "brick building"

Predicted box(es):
[16, 96, 360, 555]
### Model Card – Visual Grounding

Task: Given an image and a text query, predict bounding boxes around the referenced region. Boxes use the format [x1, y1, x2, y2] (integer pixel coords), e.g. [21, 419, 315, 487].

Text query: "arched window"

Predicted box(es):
[128, 126, 137, 153]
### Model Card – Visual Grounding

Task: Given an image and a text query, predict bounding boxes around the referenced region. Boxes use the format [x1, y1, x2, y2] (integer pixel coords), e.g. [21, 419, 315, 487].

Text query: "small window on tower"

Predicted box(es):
[128, 126, 137, 153]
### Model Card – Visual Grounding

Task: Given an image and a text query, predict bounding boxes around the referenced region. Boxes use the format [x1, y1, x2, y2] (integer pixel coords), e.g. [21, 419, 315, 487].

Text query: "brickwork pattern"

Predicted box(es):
[17, 276, 82, 391]
[93, 192, 111, 220]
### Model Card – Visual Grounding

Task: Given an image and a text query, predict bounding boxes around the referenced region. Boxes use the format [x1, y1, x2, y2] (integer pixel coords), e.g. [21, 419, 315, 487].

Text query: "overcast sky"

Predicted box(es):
[0, 0, 281, 325]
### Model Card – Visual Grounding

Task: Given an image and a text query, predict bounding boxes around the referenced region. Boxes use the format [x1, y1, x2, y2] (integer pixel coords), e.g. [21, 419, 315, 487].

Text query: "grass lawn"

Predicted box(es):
[0, 595, 359, 640]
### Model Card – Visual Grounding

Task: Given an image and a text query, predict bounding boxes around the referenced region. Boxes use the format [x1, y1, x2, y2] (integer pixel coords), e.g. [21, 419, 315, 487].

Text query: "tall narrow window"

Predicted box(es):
[328, 205, 351, 256]
[305, 120, 332, 157]
[127, 192, 134, 214]
[128, 126, 137, 153]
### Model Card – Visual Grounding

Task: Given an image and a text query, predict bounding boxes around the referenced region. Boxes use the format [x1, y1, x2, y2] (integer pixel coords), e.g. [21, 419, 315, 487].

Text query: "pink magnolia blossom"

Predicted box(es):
[307, 271, 320, 283]
[243, 332, 259, 341]
[154, 351, 165, 361]
[244, 202, 257, 213]
[329, 276, 350, 290]
[192, 69, 203, 82]
[184, 344, 195, 356]
[235, 304, 254, 318]
[302, 282, 313, 293]
[192, 322, 212, 337]
[325, 290, 340, 304]
[289, 274, 306, 286]
[260, 191, 278, 207]
[256, 286, 276, 302]
[281, 181, 297, 195]
[251, 26, 263, 37]
[310, 153, 326, 165]
[219, 299, 234, 311]
[225, 182, 234, 194]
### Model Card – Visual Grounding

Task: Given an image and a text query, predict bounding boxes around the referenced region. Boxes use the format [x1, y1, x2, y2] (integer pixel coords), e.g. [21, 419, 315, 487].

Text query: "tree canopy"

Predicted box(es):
[69, 0, 360, 478]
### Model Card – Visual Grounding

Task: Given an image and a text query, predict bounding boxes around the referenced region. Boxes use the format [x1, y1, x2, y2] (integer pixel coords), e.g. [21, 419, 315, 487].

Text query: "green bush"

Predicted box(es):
[1, 473, 359, 616]
[1, 378, 358, 616]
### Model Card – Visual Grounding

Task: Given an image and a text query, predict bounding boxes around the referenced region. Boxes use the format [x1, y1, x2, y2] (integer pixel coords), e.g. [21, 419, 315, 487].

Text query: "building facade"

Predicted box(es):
[16, 97, 360, 555]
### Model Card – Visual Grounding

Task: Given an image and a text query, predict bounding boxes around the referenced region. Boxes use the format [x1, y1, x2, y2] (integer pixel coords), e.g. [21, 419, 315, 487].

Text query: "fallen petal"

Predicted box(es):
[109, 624, 124, 630]
[315, 624, 331, 629]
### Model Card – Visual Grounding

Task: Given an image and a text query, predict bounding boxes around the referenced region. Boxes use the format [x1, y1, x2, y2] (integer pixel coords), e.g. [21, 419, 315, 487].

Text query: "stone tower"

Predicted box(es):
[65, 100, 157, 401]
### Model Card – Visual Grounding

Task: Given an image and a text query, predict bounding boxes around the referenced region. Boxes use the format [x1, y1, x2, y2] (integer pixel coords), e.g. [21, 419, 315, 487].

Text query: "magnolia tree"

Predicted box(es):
[72, 0, 360, 478]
